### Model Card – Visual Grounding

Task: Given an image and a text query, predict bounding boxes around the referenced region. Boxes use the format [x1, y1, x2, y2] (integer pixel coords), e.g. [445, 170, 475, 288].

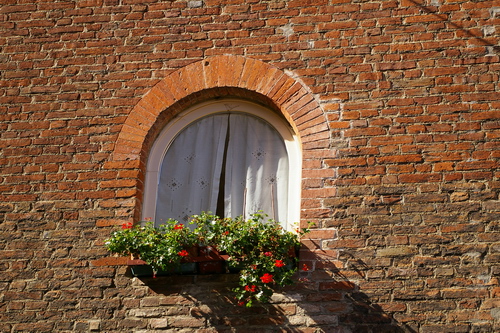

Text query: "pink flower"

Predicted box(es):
[264, 252, 272, 257]
[274, 260, 285, 268]
[178, 250, 189, 257]
[260, 273, 274, 284]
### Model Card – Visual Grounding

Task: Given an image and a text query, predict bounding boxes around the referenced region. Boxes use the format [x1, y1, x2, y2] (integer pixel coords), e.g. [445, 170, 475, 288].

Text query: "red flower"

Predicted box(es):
[302, 264, 310, 271]
[264, 252, 272, 257]
[260, 273, 274, 284]
[274, 260, 285, 268]
[174, 224, 184, 230]
[223, 231, 229, 235]
[244, 285, 257, 292]
[121, 222, 133, 229]
[178, 250, 189, 257]
[238, 301, 245, 307]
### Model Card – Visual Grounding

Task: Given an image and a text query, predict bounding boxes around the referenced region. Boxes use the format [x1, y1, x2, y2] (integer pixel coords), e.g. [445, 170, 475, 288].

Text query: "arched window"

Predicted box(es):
[142, 99, 301, 229]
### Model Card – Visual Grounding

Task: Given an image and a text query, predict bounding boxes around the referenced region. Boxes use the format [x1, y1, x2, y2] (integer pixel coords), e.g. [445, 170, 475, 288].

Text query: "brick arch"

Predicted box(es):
[107, 55, 331, 224]
[111, 55, 329, 164]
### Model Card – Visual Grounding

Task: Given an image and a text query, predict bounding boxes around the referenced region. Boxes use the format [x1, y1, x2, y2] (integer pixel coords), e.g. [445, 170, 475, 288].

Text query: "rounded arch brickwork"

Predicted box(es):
[108, 55, 331, 223]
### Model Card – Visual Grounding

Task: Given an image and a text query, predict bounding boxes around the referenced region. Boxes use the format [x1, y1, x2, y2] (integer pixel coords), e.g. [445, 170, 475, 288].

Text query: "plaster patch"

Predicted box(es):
[490, 7, 500, 18]
[278, 23, 294, 38]
[464, 251, 482, 258]
[491, 308, 500, 320]
[483, 26, 495, 36]
[188, 0, 203, 8]
[477, 275, 491, 283]
[486, 46, 497, 57]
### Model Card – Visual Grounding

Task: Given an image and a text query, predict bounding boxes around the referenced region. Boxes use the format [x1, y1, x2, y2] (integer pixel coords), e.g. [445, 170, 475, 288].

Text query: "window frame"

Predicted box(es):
[142, 99, 302, 230]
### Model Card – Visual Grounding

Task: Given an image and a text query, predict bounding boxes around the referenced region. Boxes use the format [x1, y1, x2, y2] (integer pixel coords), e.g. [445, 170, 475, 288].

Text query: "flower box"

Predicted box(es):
[195, 246, 229, 274]
[127, 246, 231, 276]
[107, 212, 310, 306]
[128, 259, 198, 277]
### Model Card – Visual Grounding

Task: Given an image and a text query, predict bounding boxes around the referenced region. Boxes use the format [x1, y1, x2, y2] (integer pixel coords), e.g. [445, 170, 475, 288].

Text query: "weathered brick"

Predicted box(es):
[376, 247, 417, 257]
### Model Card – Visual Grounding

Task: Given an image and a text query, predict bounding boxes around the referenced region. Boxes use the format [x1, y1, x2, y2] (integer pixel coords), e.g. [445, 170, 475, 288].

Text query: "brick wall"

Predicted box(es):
[1, 0, 499, 332]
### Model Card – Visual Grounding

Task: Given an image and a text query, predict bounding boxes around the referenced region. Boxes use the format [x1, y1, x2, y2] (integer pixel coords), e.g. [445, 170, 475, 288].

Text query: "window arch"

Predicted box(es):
[142, 99, 301, 229]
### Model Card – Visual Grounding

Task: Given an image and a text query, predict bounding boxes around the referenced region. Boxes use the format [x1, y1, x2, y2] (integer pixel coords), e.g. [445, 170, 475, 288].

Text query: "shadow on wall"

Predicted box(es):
[127, 250, 416, 333]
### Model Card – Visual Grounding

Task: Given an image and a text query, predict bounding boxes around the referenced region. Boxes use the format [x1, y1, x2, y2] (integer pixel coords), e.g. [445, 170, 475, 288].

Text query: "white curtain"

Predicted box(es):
[155, 114, 228, 224]
[225, 114, 288, 222]
[156, 113, 289, 226]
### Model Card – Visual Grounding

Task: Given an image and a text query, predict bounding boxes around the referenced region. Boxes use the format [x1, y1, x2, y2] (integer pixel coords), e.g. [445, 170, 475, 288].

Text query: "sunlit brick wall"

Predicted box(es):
[1, 1, 499, 332]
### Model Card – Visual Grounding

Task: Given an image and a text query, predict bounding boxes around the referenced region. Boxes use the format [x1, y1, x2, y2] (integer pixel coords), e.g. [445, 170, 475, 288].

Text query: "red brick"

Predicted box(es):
[398, 173, 441, 183]
[2, 3, 499, 332]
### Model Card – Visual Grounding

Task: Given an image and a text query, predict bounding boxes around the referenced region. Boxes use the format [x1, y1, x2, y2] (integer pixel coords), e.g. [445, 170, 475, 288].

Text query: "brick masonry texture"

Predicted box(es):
[0, 0, 499, 332]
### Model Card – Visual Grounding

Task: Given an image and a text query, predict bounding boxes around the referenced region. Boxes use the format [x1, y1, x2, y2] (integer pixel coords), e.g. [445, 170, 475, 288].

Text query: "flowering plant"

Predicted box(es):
[105, 212, 310, 307]
[105, 219, 197, 274]
[192, 212, 310, 307]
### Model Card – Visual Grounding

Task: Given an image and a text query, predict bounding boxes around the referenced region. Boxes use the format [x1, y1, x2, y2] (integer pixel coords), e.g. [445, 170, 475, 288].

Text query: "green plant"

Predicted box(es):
[105, 212, 310, 307]
[105, 219, 197, 274]
[192, 212, 310, 307]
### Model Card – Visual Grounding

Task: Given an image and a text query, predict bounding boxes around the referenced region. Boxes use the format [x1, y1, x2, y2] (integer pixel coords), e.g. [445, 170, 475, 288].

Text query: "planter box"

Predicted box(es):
[129, 263, 154, 277]
[128, 260, 198, 277]
[127, 246, 297, 277]
[127, 246, 230, 276]
[191, 246, 228, 274]
[198, 260, 225, 274]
